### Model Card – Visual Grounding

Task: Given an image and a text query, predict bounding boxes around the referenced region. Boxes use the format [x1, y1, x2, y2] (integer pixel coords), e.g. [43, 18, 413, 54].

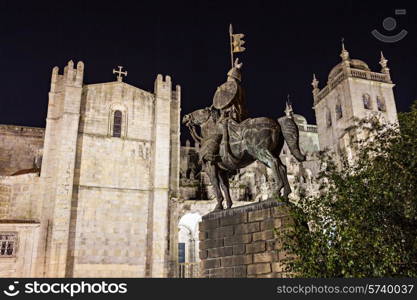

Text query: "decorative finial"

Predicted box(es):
[379, 51, 388, 68]
[312, 73, 319, 89]
[379, 51, 390, 75]
[340, 38, 349, 61]
[284, 94, 294, 118]
[113, 66, 128, 82]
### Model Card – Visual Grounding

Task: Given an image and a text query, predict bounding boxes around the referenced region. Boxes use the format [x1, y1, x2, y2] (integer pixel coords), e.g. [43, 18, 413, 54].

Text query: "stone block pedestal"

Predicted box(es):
[199, 199, 293, 278]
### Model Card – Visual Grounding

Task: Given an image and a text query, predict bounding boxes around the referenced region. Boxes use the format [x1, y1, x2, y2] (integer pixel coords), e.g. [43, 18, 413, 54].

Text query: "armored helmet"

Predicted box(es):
[227, 58, 243, 82]
[227, 67, 241, 82]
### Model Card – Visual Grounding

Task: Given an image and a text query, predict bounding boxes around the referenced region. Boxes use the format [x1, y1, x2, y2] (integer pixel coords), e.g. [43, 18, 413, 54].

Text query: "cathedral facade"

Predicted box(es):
[0, 44, 398, 278]
[0, 61, 181, 277]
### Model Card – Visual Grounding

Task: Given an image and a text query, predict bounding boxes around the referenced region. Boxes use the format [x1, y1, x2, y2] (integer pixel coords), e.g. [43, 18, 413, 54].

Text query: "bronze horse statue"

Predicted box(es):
[183, 107, 306, 210]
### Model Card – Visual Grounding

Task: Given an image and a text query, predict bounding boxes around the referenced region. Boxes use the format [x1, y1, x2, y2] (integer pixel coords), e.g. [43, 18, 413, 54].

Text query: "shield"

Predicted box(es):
[213, 81, 238, 109]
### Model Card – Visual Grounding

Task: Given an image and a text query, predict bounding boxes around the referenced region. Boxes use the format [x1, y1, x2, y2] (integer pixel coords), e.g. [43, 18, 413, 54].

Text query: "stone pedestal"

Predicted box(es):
[199, 199, 292, 278]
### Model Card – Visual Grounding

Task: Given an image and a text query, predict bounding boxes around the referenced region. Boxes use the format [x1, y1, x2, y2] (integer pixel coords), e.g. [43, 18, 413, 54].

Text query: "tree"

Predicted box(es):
[280, 101, 417, 277]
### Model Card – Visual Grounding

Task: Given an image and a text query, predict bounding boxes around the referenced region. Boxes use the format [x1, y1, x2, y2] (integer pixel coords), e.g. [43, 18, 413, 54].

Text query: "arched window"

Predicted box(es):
[335, 102, 343, 120]
[377, 96, 386, 112]
[326, 108, 332, 127]
[178, 213, 202, 278]
[363, 94, 371, 110]
[113, 110, 122, 137]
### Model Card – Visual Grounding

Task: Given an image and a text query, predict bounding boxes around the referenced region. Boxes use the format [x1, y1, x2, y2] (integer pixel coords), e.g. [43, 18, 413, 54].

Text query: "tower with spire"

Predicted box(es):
[311, 41, 398, 162]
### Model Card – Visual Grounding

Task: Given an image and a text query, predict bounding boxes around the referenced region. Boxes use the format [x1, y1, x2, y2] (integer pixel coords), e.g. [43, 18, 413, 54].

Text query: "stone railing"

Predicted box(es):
[178, 262, 200, 278]
[315, 69, 391, 103]
[297, 124, 317, 133]
[348, 69, 390, 83]
[369, 72, 388, 82]
[306, 125, 318, 133]
[330, 71, 346, 89]
[316, 85, 330, 102]
[350, 69, 367, 79]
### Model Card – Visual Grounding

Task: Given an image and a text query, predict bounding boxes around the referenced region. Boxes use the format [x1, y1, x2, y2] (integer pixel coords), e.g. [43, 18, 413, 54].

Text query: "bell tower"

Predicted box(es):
[312, 43, 398, 162]
[40, 60, 84, 277]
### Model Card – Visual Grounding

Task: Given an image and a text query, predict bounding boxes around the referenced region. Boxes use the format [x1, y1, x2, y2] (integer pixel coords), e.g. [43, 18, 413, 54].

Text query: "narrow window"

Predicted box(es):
[326, 108, 332, 127]
[377, 96, 386, 112]
[178, 243, 185, 263]
[363, 94, 372, 110]
[335, 103, 343, 120]
[0, 233, 17, 257]
[113, 110, 122, 137]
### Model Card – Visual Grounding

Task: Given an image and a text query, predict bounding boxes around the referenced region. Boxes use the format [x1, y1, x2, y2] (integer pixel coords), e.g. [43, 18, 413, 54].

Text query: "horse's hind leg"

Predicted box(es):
[218, 170, 233, 209]
[254, 149, 285, 200]
[206, 162, 224, 210]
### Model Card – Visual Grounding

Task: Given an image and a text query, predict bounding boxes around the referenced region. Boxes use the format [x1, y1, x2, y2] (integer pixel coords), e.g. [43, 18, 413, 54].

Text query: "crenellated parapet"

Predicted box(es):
[50, 60, 84, 93]
[172, 84, 181, 102]
[154, 74, 172, 99]
[47, 60, 84, 120]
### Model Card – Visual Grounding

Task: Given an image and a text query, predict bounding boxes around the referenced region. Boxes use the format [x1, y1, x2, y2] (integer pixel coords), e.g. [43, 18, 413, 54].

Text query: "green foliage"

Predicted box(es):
[280, 101, 417, 277]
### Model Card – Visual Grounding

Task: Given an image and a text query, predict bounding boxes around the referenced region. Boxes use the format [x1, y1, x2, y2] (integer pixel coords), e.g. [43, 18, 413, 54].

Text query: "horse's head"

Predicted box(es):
[182, 113, 192, 125]
[182, 107, 212, 127]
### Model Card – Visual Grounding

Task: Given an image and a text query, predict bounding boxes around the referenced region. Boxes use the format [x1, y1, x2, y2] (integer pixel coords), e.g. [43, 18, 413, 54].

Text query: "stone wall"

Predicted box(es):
[0, 125, 44, 176]
[199, 200, 292, 278]
[0, 174, 42, 220]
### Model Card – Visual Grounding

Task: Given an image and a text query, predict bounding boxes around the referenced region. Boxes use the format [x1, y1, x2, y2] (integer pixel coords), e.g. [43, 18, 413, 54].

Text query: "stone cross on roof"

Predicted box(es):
[113, 66, 127, 82]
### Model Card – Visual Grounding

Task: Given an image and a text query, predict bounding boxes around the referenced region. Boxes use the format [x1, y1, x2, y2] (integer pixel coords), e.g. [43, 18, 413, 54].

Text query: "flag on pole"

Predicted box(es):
[229, 24, 246, 53]
[232, 33, 246, 53]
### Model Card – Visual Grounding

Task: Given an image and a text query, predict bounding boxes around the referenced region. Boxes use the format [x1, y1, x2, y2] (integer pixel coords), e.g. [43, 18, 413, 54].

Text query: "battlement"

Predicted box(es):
[0, 124, 45, 138]
[154, 74, 181, 101]
[172, 84, 181, 102]
[154, 74, 171, 91]
[51, 60, 84, 92]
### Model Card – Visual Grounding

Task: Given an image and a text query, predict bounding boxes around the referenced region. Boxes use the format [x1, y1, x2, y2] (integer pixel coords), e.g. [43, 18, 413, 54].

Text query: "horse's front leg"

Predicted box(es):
[218, 170, 233, 209]
[206, 162, 224, 211]
[278, 163, 291, 200]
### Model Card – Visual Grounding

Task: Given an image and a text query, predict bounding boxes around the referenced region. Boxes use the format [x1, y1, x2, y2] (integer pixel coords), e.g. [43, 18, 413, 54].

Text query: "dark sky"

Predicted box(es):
[0, 0, 416, 144]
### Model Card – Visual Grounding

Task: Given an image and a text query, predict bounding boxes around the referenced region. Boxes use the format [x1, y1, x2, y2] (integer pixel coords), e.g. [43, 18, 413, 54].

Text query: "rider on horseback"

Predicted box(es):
[183, 59, 305, 210]
[200, 58, 248, 164]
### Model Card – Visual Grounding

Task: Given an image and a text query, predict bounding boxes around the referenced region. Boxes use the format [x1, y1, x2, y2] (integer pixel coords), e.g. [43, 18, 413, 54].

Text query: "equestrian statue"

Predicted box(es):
[182, 26, 305, 211]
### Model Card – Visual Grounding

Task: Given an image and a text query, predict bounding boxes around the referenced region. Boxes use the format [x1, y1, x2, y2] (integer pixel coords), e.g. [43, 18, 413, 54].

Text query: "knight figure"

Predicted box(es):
[200, 58, 247, 165]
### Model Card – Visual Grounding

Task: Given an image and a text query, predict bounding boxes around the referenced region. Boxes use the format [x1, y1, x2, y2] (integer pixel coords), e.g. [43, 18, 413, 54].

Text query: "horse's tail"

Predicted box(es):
[277, 116, 306, 162]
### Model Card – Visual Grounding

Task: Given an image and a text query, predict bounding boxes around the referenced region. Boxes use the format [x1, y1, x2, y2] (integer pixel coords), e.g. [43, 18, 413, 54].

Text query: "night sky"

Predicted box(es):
[0, 0, 416, 144]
